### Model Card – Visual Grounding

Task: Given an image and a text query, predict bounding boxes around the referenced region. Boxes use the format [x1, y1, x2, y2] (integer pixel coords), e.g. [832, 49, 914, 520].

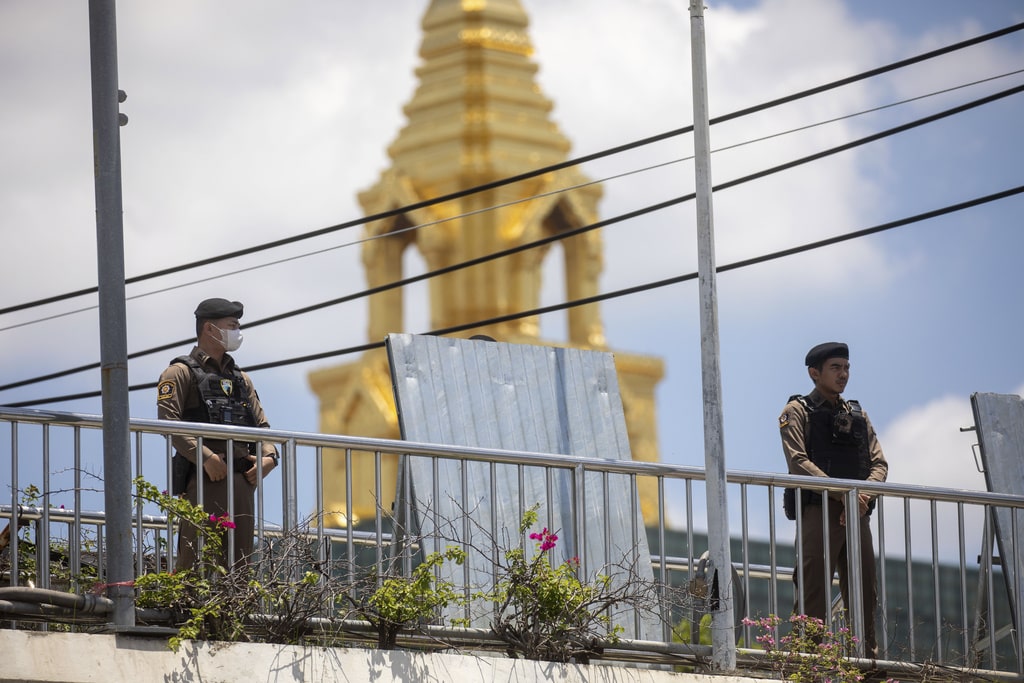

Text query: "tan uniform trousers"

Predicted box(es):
[795, 501, 879, 656]
[175, 468, 256, 572]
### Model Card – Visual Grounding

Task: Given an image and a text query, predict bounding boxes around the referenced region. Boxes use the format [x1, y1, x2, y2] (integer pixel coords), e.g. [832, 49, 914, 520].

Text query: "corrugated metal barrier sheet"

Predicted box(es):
[972, 391, 1024, 631]
[386, 333, 658, 639]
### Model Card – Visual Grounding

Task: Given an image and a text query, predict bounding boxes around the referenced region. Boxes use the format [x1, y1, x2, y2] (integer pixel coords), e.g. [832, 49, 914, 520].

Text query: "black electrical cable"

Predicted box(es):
[2, 80, 1022, 395]
[5, 182, 1022, 409]
[11, 62, 1020, 338]
[3, 19, 1022, 319]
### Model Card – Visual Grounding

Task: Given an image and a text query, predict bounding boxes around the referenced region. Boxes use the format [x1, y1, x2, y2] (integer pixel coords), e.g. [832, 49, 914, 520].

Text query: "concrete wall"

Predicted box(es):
[0, 630, 757, 683]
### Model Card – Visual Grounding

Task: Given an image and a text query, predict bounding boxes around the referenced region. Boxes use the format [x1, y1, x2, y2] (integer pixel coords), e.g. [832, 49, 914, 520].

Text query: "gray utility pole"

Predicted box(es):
[88, 0, 134, 628]
[689, 0, 736, 670]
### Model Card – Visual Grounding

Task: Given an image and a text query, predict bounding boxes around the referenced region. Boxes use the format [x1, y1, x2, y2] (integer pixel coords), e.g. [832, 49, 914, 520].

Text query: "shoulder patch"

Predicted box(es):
[157, 380, 176, 401]
[778, 411, 791, 428]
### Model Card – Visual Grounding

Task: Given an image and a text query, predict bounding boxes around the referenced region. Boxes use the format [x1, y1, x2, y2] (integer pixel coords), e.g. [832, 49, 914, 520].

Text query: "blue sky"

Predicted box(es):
[1, 1, 1023, 545]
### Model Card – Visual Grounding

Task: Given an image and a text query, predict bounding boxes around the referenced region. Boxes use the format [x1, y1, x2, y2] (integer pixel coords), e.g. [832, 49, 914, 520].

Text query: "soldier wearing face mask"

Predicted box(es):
[156, 297, 279, 571]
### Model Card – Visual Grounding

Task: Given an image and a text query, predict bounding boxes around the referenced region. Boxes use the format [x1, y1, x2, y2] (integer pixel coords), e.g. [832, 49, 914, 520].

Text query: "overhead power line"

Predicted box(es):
[2, 79, 1022, 396]
[9, 64, 1022, 337]
[3, 19, 1022, 319]
[6, 182, 1022, 409]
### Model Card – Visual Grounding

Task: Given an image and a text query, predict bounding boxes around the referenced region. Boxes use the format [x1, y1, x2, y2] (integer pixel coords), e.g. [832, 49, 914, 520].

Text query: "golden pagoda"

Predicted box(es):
[308, 0, 664, 527]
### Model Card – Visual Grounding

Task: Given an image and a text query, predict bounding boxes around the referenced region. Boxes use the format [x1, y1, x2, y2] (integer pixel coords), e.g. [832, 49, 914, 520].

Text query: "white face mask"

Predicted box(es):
[211, 325, 243, 352]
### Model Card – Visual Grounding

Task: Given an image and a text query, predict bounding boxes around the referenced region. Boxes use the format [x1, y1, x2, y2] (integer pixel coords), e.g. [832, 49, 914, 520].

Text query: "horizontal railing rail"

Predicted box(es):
[2, 404, 1022, 678]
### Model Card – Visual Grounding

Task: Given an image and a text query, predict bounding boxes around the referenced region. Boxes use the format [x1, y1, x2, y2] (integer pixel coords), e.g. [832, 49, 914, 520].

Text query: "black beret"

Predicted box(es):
[805, 341, 848, 367]
[194, 298, 244, 320]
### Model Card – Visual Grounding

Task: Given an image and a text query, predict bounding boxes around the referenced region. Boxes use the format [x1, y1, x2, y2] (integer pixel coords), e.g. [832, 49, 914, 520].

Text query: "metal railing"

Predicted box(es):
[1, 405, 1022, 678]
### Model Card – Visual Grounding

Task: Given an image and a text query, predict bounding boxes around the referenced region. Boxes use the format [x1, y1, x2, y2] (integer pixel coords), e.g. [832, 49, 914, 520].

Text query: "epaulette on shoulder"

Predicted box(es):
[788, 394, 811, 409]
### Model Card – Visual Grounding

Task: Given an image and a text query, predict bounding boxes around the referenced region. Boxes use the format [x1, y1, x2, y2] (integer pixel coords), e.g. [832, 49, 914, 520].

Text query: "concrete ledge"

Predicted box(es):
[0, 630, 757, 683]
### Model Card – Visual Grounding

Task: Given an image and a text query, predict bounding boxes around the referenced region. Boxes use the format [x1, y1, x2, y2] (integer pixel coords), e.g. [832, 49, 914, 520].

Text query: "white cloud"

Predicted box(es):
[880, 393, 985, 490]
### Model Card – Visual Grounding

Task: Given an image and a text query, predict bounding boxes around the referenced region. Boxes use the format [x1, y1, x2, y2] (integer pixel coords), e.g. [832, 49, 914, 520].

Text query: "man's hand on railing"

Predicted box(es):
[203, 453, 228, 481]
[838, 493, 872, 526]
[243, 456, 277, 485]
[856, 492, 871, 517]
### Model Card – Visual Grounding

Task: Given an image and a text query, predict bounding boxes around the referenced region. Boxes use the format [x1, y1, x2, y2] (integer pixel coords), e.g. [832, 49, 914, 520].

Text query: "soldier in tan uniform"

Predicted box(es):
[156, 298, 278, 571]
[778, 342, 888, 656]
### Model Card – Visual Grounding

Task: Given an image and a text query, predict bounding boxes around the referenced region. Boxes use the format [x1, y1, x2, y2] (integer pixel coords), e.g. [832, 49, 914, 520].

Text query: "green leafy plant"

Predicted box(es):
[0, 484, 99, 594]
[481, 506, 625, 663]
[350, 545, 467, 649]
[744, 613, 866, 683]
[133, 477, 242, 650]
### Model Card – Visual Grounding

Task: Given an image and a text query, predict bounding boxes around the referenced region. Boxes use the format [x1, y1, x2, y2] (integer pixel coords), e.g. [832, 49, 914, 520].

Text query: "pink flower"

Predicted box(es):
[209, 513, 237, 529]
[529, 527, 559, 551]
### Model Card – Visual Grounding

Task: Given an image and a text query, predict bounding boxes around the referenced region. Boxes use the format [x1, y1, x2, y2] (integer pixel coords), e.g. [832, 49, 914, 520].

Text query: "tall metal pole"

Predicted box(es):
[88, 0, 135, 628]
[689, 0, 735, 669]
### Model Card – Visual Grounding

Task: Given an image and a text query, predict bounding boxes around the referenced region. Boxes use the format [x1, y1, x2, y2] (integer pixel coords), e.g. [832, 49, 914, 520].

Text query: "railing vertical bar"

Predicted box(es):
[574, 463, 585, 575]
[133, 430, 144, 580]
[517, 464, 525, 543]
[375, 450, 384, 581]
[658, 475, 669, 642]
[225, 437, 236, 565]
[930, 499, 942, 663]
[686, 478, 694, 585]
[877, 495, 888, 660]
[195, 435, 205, 562]
[823, 493, 836, 633]
[845, 489, 865, 658]
[10, 422, 19, 590]
[327, 446, 340, 614]
[310, 445, 325, 611]
[767, 484, 779, 621]
[490, 460, 498, 613]
[904, 496, 916, 660]
[581, 462, 589, 581]
[96, 520, 106, 583]
[602, 469, 611, 583]
[545, 467, 554, 541]
[73, 427, 84, 586]
[957, 501, 969, 667]
[460, 455, 471, 622]
[40, 424, 51, 591]
[164, 436, 175, 571]
[629, 470, 640, 638]
[740, 483, 751, 645]
[793, 487, 803, 617]
[254, 438, 265, 565]
[1014, 508, 1024, 675]
[341, 448, 351, 579]
[983, 509, 997, 669]
[431, 454, 440, 566]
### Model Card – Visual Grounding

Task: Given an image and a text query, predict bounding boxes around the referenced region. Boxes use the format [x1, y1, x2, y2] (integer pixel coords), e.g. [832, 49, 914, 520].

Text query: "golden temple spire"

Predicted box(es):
[310, 1, 664, 527]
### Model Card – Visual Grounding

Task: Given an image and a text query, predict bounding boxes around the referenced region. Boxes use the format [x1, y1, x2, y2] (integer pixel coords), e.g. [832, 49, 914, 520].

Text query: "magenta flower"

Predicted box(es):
[209, 513, 237, 529]
[529, 527, 558, 551]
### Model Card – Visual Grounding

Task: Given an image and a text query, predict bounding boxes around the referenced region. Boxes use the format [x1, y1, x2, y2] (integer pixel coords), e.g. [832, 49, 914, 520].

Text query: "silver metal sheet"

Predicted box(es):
[386, 333, 657, 639]
[971, 392, 1024, 624]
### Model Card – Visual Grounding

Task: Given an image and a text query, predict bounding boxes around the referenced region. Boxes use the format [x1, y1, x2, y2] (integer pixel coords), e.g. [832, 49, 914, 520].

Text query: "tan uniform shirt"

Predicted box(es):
[778, 387, 888, 500]
[156, 346, 277, 464]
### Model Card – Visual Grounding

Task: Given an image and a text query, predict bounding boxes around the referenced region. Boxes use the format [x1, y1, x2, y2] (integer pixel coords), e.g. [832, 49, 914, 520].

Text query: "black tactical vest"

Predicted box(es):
[781, 394, 876, 520]
[173, 354, 257, 429]
[799, 395, 871, 481]
[168, 355, 257, 494]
